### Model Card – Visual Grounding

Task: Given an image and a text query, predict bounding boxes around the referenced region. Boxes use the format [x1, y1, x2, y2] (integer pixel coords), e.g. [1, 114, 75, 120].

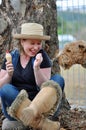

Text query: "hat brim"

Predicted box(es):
[13, 34, 50, 40]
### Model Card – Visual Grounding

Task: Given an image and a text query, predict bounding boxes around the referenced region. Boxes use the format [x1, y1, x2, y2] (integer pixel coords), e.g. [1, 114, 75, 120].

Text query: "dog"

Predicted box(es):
[57, 40, 86, 69]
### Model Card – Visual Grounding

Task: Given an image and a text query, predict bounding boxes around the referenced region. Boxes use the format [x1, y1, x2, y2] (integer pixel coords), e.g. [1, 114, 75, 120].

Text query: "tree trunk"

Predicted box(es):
[0, 0, 70, 129]
[0, 0, 60, 72]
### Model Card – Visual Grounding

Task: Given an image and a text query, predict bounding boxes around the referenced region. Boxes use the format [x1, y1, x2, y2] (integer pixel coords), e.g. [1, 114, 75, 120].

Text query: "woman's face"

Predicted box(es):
[21, 39, 42, 57]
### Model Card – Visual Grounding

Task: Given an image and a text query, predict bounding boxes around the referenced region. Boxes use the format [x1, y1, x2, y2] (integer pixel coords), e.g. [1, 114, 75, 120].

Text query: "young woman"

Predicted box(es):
[0, 23, 64, 130]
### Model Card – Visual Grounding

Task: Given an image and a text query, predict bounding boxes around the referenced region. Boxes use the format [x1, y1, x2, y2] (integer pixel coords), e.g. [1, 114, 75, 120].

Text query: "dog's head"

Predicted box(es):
[57, 40, 86, 69]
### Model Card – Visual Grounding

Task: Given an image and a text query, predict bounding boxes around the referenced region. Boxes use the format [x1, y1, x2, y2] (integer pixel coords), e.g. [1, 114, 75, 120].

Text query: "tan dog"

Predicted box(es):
[57, 40, 86, 69]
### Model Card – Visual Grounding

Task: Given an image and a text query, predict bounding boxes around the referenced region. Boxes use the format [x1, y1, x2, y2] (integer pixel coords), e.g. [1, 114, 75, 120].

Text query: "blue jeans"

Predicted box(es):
[0, 74, 64, 120]
[51, 74, 65, 91]
[0, 84, 19, 120]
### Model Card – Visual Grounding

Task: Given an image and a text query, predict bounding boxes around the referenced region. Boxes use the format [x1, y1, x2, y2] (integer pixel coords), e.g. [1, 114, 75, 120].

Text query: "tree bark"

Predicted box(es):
[0, 0, 70, 129]
[0, 0, 60, 72]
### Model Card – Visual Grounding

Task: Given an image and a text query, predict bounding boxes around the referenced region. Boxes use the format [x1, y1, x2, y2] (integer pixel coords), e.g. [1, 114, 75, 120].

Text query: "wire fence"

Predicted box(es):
[57, 0, 86, 109]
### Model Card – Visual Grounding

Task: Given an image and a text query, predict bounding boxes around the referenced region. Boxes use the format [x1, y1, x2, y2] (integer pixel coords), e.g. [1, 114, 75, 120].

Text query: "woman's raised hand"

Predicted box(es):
[33, 53, 43, 70]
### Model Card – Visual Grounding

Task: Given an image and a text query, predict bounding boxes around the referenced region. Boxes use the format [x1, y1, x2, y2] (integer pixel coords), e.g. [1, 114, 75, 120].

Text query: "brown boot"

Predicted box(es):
[21, 80, 62, 129]
[21, 109, 60, 130]
[8, 89, 31, 120]
[24, 80, 62, 115]
[8, 80, 62, 130]
[37, 116, 60, 130]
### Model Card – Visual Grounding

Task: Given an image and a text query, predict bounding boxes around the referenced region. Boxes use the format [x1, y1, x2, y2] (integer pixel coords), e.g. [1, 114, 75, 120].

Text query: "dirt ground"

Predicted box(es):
[59, 107, 86, 130]
[0, 104, 86, 130]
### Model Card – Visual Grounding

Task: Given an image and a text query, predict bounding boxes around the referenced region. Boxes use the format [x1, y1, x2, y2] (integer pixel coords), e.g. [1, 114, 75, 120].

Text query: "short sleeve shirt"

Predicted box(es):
[1, 49, 52, 100]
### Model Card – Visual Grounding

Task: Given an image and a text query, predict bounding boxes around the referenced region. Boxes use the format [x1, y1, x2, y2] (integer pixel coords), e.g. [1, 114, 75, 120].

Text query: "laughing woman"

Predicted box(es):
[0, 23, 64, 130]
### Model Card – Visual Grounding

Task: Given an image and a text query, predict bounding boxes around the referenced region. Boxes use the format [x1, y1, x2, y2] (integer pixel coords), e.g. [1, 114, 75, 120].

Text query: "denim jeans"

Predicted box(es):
[0, 84, 19, 120]
[0, 74, 64, 121]
[51, 74, 65, 91]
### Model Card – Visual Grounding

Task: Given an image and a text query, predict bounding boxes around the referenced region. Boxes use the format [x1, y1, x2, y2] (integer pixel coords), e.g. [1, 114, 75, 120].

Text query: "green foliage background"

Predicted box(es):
[57, 10, 86, 36]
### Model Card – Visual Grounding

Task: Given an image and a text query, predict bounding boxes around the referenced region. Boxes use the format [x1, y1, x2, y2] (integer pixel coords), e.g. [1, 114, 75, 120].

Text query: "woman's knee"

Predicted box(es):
[0, 84, 19, 98]
[51, 74, 65, 91]
[0, 84, 11, 97]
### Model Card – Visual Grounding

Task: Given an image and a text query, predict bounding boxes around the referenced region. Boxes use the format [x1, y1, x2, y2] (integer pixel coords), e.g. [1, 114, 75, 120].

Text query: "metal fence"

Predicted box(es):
[57, 0, 86, 109]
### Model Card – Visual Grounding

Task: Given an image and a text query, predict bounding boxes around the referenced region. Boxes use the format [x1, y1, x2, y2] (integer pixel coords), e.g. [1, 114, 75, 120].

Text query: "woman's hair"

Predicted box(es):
[17, 40, 25, 54]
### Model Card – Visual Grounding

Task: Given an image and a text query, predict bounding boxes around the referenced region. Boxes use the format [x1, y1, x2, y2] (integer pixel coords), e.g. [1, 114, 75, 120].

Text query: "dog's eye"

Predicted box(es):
[66, 49, 71, 52]
[79, 45, 84, 49]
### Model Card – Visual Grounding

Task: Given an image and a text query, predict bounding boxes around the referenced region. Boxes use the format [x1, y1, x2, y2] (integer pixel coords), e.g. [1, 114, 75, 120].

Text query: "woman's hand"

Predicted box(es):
[33, 53, 43, 70]
[6, 61, 14, 77]
[33, 53, 51, 86]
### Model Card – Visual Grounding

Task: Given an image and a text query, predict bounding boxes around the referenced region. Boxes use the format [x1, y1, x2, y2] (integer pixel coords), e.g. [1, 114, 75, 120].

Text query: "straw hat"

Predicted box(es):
[13, 23, 50, 40]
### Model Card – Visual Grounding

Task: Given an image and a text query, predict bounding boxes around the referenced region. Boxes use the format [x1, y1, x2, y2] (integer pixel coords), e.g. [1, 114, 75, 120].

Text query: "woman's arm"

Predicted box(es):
[0, 61, 14, 87]
[0, 69, 12, 87]
[33, 53, 51, 86]
[33, 67, 51, 87]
